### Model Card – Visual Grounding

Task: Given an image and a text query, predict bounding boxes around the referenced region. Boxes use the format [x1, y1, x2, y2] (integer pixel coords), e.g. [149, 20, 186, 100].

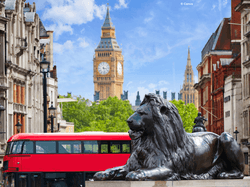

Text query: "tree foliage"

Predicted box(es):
[61, 96, 134, 132]
[170, 100, 198, 133]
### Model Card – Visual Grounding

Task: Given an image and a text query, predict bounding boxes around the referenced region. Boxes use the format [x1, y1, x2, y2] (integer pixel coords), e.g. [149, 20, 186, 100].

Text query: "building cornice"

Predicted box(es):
[5, 61, 37, 76]
[194, 73, 211, 90]
[235, 1, 250, 12]
[243, 59, 250, 68]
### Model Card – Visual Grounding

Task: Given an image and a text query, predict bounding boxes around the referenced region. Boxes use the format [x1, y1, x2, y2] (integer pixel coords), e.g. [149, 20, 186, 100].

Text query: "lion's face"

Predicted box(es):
[127, 103, 154, 134]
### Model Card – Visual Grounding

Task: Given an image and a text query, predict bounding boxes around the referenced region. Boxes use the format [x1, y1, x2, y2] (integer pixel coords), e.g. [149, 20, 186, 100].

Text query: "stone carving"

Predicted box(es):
[192, 112, 207, 132]
[94, 93, 244, 181]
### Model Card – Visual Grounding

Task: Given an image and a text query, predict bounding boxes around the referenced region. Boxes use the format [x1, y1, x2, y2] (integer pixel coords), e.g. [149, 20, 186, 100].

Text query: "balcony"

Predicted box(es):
[13, 103, 27, 114]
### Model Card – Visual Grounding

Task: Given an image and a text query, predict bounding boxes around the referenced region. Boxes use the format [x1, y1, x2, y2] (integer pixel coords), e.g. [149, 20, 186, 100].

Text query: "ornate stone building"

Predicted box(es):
[93, 6, 124, 101]
[180, 47, 198, 108]
[235, 0, 250, 175]
[0, 0, 58, 173]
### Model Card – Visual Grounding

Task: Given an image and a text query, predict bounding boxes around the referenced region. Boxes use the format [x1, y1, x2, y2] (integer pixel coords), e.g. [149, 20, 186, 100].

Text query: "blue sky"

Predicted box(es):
[26, 0, 231, 105]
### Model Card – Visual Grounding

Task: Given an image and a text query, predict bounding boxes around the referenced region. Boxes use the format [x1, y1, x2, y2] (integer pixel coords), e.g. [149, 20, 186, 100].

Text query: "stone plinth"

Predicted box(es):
[86, 177, 250, 187]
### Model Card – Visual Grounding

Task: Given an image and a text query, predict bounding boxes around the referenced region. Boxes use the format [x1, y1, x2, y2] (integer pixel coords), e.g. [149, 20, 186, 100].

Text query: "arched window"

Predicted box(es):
[187, 74, 189, 82]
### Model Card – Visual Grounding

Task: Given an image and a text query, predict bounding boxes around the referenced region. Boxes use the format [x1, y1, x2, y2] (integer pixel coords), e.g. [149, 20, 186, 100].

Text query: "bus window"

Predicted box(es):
[72, 141, 81, 153]
[11, 141, 24, 154]
[36, 141, 56, 154]
[5, 142, 13, 155]
[83, 141, 98, 153]
[58, 141, 81, 153]
[23, 141, 34, 154]
[59, 141, 71, 153]
[110, 142, 121, 153]
[100, 141, 108, 153]
[122, 141, 130, 153]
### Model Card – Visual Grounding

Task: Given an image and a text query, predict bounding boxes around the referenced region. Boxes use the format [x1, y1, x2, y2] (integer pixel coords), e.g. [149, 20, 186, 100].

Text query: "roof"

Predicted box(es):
[201, 18, 231, 60]
[96, 38, 122, 51]
[5, 0, 16, 11]
[102, 6, 114, 29]
[8, 132, 130, 142]
[39, 19, 49, 37]
[25, 12, 35, 22]
[40, 39, 50, 45]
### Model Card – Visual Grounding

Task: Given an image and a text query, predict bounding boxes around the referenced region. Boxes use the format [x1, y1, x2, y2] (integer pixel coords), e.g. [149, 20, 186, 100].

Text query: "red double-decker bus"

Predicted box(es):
[2, 132, 131, 187]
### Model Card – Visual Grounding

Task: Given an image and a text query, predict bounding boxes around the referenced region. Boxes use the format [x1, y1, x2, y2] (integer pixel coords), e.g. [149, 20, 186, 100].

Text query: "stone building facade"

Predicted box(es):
[0, 0, 58, 171]
[235, 0, 250, 176]
[180, 47, 198, 109]
[93, 6, 124, 101]
[194, 0, 241, 134]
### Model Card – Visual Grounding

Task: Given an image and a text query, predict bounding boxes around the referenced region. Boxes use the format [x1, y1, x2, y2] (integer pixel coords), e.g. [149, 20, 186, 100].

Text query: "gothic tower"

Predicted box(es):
[180, 47, 198, 108]
[93, 5, 124, 101]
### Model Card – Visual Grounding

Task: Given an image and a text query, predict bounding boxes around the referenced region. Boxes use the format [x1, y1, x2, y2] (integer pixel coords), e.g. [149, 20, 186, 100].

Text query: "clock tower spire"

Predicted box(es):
[93, 5, 124, 101]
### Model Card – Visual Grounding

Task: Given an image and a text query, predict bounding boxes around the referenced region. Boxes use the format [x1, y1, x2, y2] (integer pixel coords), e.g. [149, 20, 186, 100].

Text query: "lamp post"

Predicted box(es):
[49, 102, 56, 133]
[233, 127, 239, 142]
[15, 119, 22, 133]
[40, 55, 50, 133]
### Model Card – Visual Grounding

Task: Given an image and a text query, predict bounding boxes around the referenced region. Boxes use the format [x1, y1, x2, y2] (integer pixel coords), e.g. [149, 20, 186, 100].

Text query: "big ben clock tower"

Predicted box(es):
[93, 5, 124, 101]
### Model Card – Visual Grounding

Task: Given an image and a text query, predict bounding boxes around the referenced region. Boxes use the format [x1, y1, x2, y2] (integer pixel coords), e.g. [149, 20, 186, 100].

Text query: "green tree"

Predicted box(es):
[61, 96, 134, 132]
[170, 100, 198, 133]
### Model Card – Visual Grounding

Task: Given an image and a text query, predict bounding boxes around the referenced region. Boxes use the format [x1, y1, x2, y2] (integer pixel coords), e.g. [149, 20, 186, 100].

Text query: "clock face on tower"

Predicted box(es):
[98, 62, 110, 75]
[117, 62, 122, 75]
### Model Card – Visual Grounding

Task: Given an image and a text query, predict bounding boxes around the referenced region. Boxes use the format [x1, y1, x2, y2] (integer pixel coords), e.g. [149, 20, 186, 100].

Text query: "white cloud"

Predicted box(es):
[212, 4, 216, 10]
[144, 12, 154, 23]
[159, 80, 169, 85]
[43, 0, 107, 25]
[78, 37, 89, 48]
[46, 23, 73, 40]
[148, 83, 157, 89]
[114, 0, 128, 9]
[126, 81, 133, 87]
[80, 28, 85, 33]
[42, 0, 107, 40]
[54, 40, 74, 54]
[223, 0, 227, 6]
[218, 0, 221, 11]
[135, 27, 147, 37]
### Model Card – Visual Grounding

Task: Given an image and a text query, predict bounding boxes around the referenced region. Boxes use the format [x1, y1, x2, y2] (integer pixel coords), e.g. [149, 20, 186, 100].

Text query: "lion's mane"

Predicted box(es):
[134, 93, 195, 174]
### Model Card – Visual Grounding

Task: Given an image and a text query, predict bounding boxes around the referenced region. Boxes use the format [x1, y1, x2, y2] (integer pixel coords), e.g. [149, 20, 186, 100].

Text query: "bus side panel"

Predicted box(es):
[20, 154, 130, 172]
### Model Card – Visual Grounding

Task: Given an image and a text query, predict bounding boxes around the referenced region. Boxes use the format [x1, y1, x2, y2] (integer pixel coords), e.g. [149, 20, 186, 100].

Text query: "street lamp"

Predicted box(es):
[49, 102, 56, 133]
[233, 127, 239, 142]
[15, 119, 22, 133]
[40, 55, 50, 133]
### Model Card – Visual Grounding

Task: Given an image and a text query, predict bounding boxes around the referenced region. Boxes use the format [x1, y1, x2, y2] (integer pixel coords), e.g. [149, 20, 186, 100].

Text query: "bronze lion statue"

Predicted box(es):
[94, 93, 244, 181]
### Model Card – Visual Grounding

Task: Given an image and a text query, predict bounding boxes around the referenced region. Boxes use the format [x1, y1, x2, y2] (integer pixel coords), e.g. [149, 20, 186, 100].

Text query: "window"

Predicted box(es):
[110, 141, 121, 153]
[5, 142, 13, 155]
[83, 141, 98, 153]
[11, 141, 24, 154]
[100, 141, 108, 153]
[36, 141, 56, 154]
[122, 142, 130, 153]
[58, 141, 81, 154]
[23, 141, 34, 154]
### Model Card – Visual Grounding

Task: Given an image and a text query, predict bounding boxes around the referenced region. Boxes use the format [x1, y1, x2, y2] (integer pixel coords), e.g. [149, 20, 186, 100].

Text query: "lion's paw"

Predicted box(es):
[94, 169, 113, 181]
[125, 170, 147, 181]
[217, 171, 244, 179]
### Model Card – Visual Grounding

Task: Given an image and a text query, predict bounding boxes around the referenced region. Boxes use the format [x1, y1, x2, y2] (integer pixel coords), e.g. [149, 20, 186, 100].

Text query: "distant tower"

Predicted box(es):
[121, 90, 128, 100]
[155, 90, 160, 95]
[171, 92, 175, 100]
[135, 91, 141, 106]
[163, 91, 167, 99]
[93, 5, 124, 101]
[180, 47, 198, 108]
